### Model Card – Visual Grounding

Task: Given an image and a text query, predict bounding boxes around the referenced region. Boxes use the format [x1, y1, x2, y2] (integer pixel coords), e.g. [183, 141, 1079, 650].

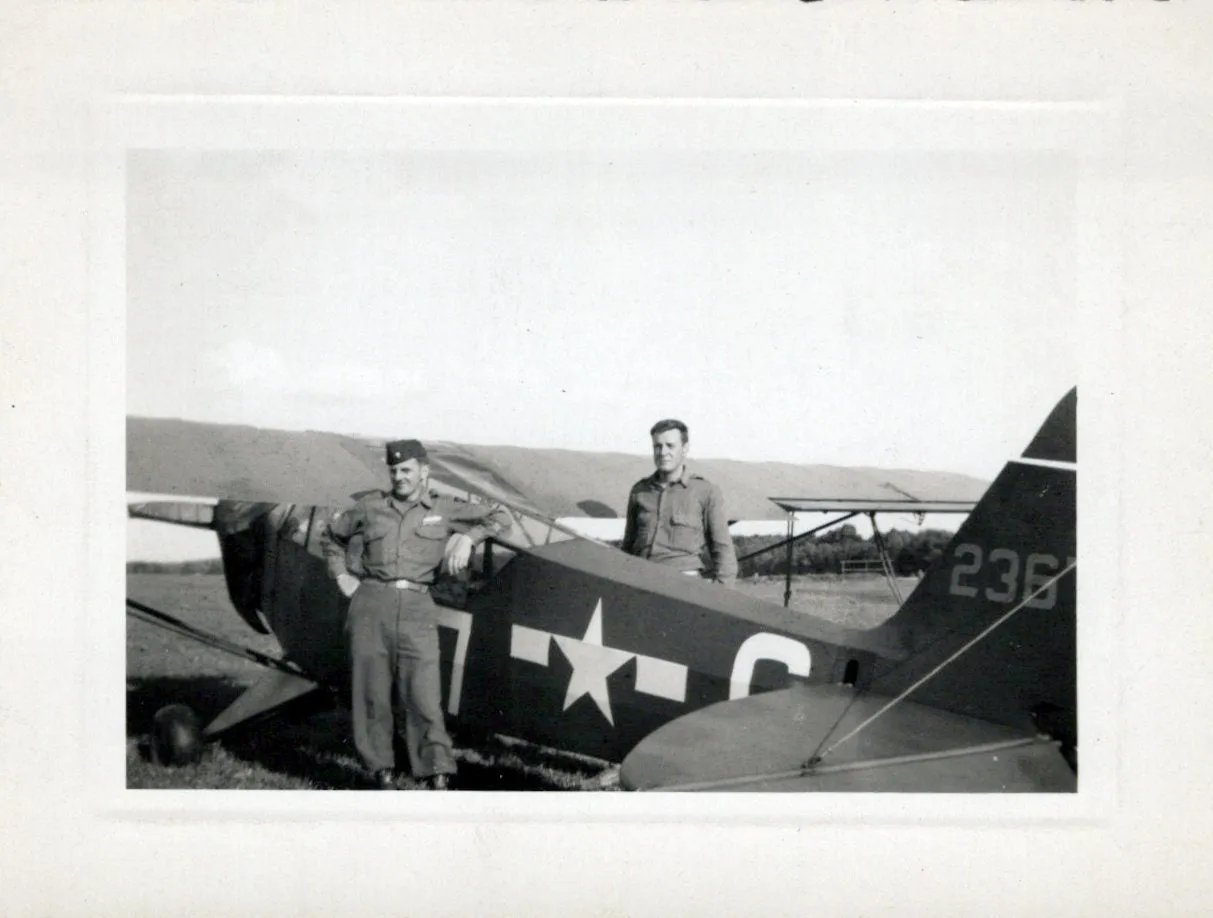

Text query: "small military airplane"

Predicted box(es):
[126, 389, 1076, 791]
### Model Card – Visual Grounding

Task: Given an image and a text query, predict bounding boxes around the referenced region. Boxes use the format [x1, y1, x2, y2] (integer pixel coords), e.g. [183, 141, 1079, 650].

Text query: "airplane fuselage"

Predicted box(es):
[223, 504, 894, 763]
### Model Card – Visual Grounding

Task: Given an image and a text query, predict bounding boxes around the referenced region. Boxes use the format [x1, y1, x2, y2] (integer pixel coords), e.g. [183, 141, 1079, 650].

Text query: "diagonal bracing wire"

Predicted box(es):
[126, 597, 313, 679]
[808, 560, 1078, 766]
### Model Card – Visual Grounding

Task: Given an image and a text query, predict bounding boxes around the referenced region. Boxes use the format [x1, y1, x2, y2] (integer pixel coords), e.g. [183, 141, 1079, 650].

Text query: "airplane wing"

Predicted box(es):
[127, 416, 988, 522]
[770, 498, 978, 515]
[128, 499, 216, 529]
[430, 446, 989, 521]
[126, 416, 547, 516]
[129, 417, 394, 506]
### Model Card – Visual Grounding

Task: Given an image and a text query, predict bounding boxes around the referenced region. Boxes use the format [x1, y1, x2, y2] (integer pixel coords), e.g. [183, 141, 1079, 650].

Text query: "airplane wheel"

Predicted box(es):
[150, 704, 203, 767]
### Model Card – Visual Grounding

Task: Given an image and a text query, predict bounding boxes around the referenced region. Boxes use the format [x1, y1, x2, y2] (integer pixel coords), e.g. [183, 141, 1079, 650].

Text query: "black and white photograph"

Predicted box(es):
[5, 2, 1212, 915]
[123, 105, 1089, 795]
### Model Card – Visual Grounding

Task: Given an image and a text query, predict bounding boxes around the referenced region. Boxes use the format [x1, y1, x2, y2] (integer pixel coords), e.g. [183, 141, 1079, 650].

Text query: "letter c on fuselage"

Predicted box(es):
[729, 633, 812, 700]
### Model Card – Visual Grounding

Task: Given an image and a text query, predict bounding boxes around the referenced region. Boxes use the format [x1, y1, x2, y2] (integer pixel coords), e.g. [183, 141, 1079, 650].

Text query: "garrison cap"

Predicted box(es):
[385, 439, 427, 465]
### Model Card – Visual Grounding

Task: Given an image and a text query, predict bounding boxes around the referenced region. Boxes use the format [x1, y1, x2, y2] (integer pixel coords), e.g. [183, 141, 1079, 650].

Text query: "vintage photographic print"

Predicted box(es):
[11, 2, 1213, 915]
[123, 101, 1091, 796]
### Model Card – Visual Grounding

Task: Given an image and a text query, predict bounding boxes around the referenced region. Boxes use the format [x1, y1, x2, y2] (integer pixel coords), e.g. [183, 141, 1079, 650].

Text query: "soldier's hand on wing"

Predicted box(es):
[336, 572, 361, 598]
[443, 533, 474, 576]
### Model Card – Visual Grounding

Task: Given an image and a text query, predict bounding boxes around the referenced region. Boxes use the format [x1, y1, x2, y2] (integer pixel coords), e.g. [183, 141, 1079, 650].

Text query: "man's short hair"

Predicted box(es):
[650, 419, 689, 444]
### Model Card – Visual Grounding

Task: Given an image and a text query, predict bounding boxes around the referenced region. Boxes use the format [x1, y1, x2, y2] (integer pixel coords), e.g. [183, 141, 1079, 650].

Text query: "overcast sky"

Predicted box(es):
[126, 143, 1077, 557]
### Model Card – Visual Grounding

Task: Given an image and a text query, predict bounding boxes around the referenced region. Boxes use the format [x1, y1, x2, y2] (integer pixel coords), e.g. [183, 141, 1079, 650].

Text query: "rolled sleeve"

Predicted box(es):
[447, 500, 512, 545]
[319, 506, 361, 579]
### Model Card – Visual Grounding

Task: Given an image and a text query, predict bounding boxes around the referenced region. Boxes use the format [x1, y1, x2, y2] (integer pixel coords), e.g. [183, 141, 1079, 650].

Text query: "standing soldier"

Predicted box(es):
[320, 438, 510, 790]
[621, 419, 738, 587]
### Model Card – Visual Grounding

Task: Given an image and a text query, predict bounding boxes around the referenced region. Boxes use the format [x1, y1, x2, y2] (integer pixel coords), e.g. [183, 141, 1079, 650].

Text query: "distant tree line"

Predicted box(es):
[127, 559, 224, 574]
[733, 525, 955, 578]
[605, 525, 955, 578]
[128, 527, 955, 579]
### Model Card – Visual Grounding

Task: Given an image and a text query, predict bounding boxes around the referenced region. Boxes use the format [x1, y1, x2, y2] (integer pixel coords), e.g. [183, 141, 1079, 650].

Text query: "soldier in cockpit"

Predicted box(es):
[621, 419, 737, 587]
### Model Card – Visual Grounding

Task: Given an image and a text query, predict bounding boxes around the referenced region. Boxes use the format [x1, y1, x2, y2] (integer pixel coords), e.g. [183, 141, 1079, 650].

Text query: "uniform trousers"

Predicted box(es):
[346, 580, 456, 778]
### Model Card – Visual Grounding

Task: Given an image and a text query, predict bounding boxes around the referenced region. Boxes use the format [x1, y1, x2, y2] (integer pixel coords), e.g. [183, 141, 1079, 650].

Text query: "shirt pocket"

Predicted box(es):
[667, 510, 704, 553]
[410, 523, 449, 565]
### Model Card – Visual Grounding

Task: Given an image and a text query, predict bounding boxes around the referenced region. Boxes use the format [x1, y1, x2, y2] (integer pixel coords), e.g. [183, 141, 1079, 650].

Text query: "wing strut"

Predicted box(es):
[735, 512, 860, 608]
[868, 512, 904, 606]
[128, 597, 332, 740]
[126, 598, 319, 682]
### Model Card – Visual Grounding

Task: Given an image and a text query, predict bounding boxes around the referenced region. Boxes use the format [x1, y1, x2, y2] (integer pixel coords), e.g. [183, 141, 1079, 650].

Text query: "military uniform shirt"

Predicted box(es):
[320, 489, 511, 584]
[621, 470, 738, 586]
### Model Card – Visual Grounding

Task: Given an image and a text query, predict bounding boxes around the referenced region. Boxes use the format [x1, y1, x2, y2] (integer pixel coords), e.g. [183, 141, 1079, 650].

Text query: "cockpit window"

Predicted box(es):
[277, 505, 312, 548]
[280, 505, 344, 559]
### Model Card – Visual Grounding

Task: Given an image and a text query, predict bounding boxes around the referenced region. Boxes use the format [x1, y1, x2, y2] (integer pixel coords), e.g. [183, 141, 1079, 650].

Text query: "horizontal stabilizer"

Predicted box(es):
[620, 683, 1075, 792]
[203, 669, 322, 738]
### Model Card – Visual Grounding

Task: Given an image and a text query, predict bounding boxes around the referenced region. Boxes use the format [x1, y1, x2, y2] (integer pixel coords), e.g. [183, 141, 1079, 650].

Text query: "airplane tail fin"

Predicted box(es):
[869, 389, 1077, 752]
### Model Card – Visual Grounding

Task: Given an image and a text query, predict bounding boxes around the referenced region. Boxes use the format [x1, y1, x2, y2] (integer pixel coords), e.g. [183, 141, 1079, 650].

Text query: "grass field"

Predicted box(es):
[737, 573, 915, 630]
[126, 572, 910, 790]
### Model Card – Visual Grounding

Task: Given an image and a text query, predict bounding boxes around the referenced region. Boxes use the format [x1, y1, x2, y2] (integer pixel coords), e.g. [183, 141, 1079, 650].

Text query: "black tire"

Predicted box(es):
[150, 704, 203, 767]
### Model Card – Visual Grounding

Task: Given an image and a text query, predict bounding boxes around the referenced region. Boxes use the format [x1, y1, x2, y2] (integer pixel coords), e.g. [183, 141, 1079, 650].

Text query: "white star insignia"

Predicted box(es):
[551, 600, 632, 725]
[510, 599, 690, 726]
